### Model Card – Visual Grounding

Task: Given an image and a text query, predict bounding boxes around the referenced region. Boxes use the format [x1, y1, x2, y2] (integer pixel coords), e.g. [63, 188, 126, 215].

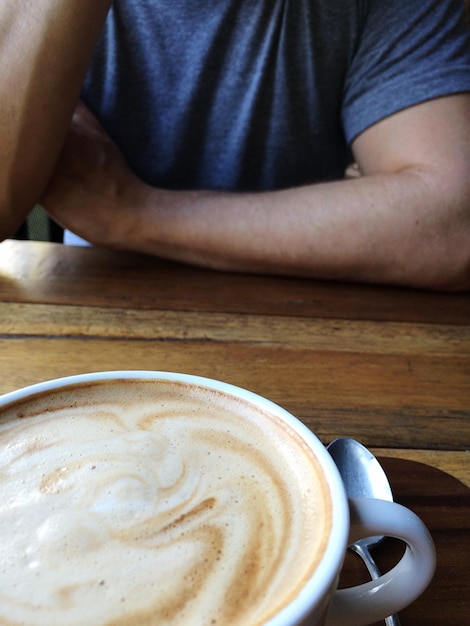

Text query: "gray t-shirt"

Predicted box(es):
[82, 0, 470, 192]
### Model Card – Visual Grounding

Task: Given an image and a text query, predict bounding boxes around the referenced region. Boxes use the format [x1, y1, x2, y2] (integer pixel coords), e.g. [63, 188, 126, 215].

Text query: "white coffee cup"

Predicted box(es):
[0, 371, 435, 626]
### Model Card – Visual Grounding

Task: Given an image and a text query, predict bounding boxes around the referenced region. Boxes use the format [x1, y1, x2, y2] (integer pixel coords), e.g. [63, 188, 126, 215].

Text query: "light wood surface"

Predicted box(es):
[1, 240, 468, 480]
[1, 239, 469, 625]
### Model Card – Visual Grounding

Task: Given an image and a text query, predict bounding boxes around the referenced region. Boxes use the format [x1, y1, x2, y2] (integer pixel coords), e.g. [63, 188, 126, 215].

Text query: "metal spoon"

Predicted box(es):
[327, 437, 401, 626]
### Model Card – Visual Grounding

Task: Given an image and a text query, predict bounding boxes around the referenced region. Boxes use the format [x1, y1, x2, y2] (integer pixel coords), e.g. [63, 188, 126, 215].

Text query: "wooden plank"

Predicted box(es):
[1, 337, 468, 451]
[0, 302, 468, 356]
[1, 240, 470, 324]
[375, 449, 470, 487]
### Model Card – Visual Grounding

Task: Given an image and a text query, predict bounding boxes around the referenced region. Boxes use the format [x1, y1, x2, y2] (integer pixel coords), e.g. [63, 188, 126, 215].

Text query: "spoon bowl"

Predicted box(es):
[327, 437, 401, 626]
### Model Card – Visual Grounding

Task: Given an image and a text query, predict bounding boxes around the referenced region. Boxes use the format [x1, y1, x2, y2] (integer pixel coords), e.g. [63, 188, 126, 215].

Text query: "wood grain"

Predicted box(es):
[373, 449, 470, 487]
[1, 302, 468, 354]
[5, 332, 466, 483]
[1, 240, 468, 487]
[1, 239, 470, 323]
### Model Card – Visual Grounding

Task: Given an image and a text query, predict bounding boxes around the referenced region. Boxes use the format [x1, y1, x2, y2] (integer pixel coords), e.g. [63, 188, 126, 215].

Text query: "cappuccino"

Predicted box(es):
[0, 377, 332, 625]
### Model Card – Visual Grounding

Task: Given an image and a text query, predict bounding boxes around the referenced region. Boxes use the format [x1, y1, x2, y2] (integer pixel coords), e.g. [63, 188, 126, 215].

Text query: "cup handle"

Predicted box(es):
[327, 497, 436, 626]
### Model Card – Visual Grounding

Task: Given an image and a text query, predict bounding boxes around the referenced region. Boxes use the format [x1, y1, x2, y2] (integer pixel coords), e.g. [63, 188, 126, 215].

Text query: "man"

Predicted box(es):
[1, 1, 470, 290]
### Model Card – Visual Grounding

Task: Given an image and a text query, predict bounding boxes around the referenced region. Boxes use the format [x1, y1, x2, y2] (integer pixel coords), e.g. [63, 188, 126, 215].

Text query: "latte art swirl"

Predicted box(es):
[0, 380, 331, 625]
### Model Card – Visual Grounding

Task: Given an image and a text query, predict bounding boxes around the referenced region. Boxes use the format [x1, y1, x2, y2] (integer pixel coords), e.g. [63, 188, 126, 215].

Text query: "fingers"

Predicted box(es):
[71, 100, 108, 139]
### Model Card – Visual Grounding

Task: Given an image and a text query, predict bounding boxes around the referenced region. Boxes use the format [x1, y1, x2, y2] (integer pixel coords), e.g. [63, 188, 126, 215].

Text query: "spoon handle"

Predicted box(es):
[351, 543, 402, 626]
[384, 612, 402, 626]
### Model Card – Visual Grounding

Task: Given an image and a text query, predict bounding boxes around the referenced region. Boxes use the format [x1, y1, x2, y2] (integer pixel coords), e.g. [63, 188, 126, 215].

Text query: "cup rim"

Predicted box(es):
[0, 370, 350, 626]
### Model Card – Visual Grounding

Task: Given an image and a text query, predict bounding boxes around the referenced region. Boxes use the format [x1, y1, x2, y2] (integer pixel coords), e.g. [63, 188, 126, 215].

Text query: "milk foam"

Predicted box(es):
[0, 380, 331, 626]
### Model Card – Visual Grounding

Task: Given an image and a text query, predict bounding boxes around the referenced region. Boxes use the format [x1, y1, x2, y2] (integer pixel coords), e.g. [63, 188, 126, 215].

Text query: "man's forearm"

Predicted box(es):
[40, 95, 470, 292]
[0, 0, 111, 238]
[126, 168, 469, 290]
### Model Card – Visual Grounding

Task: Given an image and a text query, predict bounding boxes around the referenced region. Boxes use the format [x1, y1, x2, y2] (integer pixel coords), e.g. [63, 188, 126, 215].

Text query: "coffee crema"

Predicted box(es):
[0, 379, 332, 626]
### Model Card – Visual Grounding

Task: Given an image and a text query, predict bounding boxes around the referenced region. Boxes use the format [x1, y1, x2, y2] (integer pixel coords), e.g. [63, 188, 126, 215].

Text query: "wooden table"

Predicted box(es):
[1, 239, 469, 625]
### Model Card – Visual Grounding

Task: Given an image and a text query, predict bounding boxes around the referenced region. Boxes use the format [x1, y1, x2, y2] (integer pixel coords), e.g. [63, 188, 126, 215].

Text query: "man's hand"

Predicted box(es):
[42, 102, 147, 248]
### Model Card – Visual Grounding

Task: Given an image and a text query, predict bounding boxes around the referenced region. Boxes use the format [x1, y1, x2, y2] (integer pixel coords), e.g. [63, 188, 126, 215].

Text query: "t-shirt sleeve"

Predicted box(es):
[342, 0, 470, 145]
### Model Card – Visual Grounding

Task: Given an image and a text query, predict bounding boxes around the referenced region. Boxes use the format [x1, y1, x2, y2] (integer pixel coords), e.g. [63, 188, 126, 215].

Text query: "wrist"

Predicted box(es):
[123, 186, 216, 262]
[105, 175, 155, 252]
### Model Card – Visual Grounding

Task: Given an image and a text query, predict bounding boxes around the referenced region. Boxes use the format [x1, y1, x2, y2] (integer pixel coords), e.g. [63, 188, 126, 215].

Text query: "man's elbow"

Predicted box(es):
[403, 249, 469, 293]
[409, 167, 470, 292]
[418, 214, 470, 293]
[440, 250, 470, 292]
[0, 189, 35, 242]
[0, 148, 55, 241]
[431, 251, 470, 292]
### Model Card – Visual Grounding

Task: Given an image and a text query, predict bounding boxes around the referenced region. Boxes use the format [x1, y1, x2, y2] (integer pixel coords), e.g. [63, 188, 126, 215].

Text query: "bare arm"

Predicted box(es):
[0, 0, 111, 239]
[43, 94, 470, 291]
[145, 94, 469, 290]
